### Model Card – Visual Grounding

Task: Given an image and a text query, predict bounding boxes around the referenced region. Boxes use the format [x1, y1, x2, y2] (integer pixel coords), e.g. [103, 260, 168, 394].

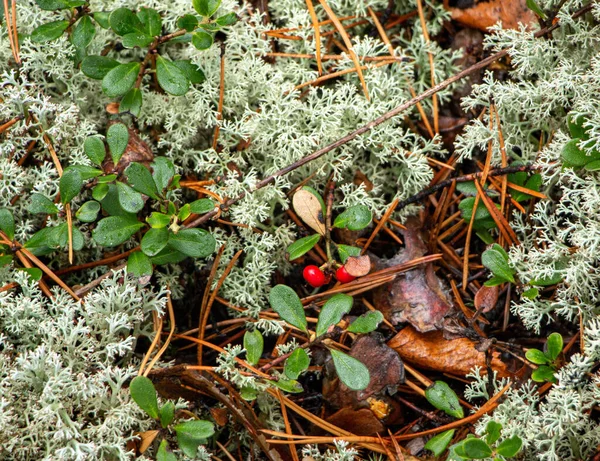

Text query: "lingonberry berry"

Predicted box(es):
[335, 266, 356, 283]
[303, 265, 327, 287]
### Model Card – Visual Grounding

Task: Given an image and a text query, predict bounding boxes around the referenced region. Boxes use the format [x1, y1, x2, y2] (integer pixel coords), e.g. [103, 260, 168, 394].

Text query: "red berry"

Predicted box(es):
[303, 265, 327, 288]
[335, 266, 356, 284]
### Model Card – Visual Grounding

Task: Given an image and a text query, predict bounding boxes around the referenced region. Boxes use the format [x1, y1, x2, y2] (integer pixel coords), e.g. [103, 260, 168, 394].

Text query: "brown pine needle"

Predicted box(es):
[19, 248, 80, 300]
[362, 198, 399, 254]
[143, 290, 176, 376]
[295, 59, 395, 91]
[305, 0, 323, 75]
[416, 0, 439, 133]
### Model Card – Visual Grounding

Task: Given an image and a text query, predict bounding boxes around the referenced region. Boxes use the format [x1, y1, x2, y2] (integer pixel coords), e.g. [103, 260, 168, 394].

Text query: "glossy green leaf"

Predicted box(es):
[482, 248, 515, 283]
[31, 20, 69, 43]
[27, 194, 59, 214]
[127, 250, 153, 276]
[122, 32, 153, 48]
[269, 284, 307, 332]
[485, 421, 502, 445]
[106, 123, 129, 165]
[458, 197, 497, 230]
[34, 0, 70, 10]
[568, 114, 589, 140]
[150, 247, 188, 265]
[93, 12, 111, 29]
[531, 364, 557, 383]
[70, 16, 96, 61]
[525, 348, 548, 365]
[141, 227, 169, 256]
[522, 286, 539, 299]
[333, 205, 372, 231]
[177, 14, 199, 31]
[215, 12, 237, 26]
[92, 183, 109, 201]
[286, 234, 320, 261]
[156, 55, 189, 96]
[347, 310, 383, 334]
[120, 88, 142, 117]
[109, 7, 143, 36]
[129, 375, 159, 419]
[137, 7, 162, 36]
[189, 198, 214, 215]
[192, 0, 221, 17]
[526, 0, 546, 18]
[316, 293, 353, 337]
[271, 378, 303, 393]
[462, 438, 492, 459]
[168, 228, 216, 258]
[329, 349, 369, 391]
[424, 429, 455, 456]
[76, 201, 101, 222]
[83, 136, 106, 166]
[240, 387, 258, 401]
[545, 332, 563, 362]
[337, 244, 361, 263]
[92, 216, 144, 247]
[243, 328, 263, 365]
[172, 60, 206, 84]
[0, 255, 13, 267]
[81, 55, 119, 80]
[157, 440, 177, 461]
[159, 401, 175, 428]
[116, 182, 144, 213]
[561, 138, 600, 167]
[24, 227, 61, 254]
[425, 381, 464, 419]
[125, 162, 160, 199]
[59, 168, 83, 204]
[68, 164, 103, 180]
[147, 212, 171, 229]
[151, 157, 175, 192]
[177, 204, 191, 221]
[22, 267, 43, 281]
[102, 62, 140, 98]
[284, 347, 310, 380]
[496, 435, 523, 457]
[191, 30, 214, 50]
[174, 420, 215, 458]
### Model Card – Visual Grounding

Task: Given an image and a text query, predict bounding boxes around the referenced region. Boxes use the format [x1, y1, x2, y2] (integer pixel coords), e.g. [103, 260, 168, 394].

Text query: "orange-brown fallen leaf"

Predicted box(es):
[474, 284, 499, 314]
[447, 0, 537, 32]
[388, 325, 510, 377]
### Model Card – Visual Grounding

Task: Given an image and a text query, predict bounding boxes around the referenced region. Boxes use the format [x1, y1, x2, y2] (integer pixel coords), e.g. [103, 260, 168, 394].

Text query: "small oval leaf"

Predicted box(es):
[316, 293, 353, 337]
[130, 375, 159, 419]
[286, 234, 320, 261]
[425, 381, 464, 419]
[243, 329, 264, 365]
[268, 284, 307, 332]
[329, 349, 370, 391]
[284, 347, 310, 380]
[347, 310, 383, 334]
[333, 205, 372, 231]
[292, 189, 326, 235]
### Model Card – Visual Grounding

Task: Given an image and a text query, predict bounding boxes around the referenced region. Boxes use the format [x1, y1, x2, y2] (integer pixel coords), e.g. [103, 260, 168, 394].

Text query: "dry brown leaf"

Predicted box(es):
[388, 325, 510, 377]
[344, 255, 371, 277]
[102, 122, 154, 176]
[137, 430, 160, 453]
[292, 189, 326, 235]
[326, 407, 385, 435]
[448, 0, 537, 32]
[474, 284, 499, 314]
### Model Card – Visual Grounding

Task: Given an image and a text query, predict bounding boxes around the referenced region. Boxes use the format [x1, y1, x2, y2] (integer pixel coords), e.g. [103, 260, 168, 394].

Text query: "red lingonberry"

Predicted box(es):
[303, 265, 327, 287]
[335, 266, 356, 284]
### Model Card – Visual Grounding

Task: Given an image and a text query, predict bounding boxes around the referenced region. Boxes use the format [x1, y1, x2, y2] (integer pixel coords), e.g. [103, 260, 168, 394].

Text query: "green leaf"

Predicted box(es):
[156, 55, 189, 96]
[68, 164, 103, 180]
[531, 365, 557, 383]
[268, 284, 307, 332]
[157, 440, 177, 461]
[137, 7, 162, 36]
[70, 16, 96, 61]
[191, 30, 214, 50]
[177, 14, 199, 31]
[526, 0, 546, 18]
[159, 401, 175, 428]
[81, 55, 119, 80]
[168, 228, 216, 258]
[523, 287, 539, 299]
[483, 275, 507, 287]
[24, 227, 59, 255]
[59, 168, 83, 204]
[174, 420, 215, 458]
[329, 349, 370, 391]
[27, 194, 59, 214]
[347, 310, 383, 334]
[76, 201, 101, 222]
[99, 184, 136, 218]
[316, 293, 353, 337]
[284, 347, 310, 380]
[0, 255, 13, 267]
[98, 175, 117, 184]
[107, 123, 129, 165]
[215, 12, 237, 26]
[129, 375, 159, 419]
[458, 197, 497, 230]
[116, 182, 144, 213]
[496, 435, 523, 457]
[172, 60, 206, 84]
[485, 421, 502, 445]
[189, 198, 214, 215]
[127, 250, 153, 276]
[125, 162, 160, 199]
[92, 183, 109, 201]
[120, 88, 142, 117]
[147, 212, 171, 229]
[93, 216, 144, 247]
[192, 0, 222, 17]
[30, 20, 69, 43]
[34, 0, 69, 10]
[83, 136, 107, 166]
[93, 12, 111, 29]
[243, 328, 263, 365]
[286, 234, 320, 261]
[482, 248, 515, 283]
[109, 7, 144, 36]
[545, 332, 563, 362]
[337, 244, 361, 263]
[525, 348, 548, 365]
[561, 139, 594, 167]
[424, 429, 455, 457]
[151, 157, 175, 193]
[178, 204, 191, 222]
[333, 205, 372, 231]
[21, 267, 43, 281]
[0, 209, 15, 241]
[462, 438, 492, 459]
[568, 113, 588, 140]
[425, 381, 464, 419]
[240, 387, 258, 401]
[122, 32, 153, 48]
[102, 62, 140, 98]
[142, 227, 169, 256]
[151, 247, 188, 265]
[271, 378, 303, 393]
[585, 159, 600, 171]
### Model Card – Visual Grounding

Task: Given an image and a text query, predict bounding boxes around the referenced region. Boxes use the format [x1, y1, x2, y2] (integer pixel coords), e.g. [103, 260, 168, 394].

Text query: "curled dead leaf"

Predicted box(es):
[474, 284, 499, 314]
[388, 325, 510, 377]
[292, 189, 326, 235]
[136, 430, 160, 454]
[447, 0, 537, 32]
[344, 254, 371, 277]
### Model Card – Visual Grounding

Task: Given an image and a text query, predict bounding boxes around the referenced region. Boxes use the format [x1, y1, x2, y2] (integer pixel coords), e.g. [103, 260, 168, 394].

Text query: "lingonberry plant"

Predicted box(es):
[525, 332, 563, 383]
[30, 0, 236, 114]
[447, 421, 523, 461]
